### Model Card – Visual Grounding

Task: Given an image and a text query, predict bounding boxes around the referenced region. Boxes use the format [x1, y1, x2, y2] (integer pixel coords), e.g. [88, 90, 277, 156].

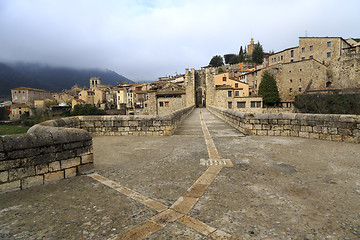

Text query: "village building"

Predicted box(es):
[11, 87, 51, 106]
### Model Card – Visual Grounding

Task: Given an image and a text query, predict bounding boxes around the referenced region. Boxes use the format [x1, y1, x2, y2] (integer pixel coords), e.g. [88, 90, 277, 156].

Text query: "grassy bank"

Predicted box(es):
[0, 124, 29, 135]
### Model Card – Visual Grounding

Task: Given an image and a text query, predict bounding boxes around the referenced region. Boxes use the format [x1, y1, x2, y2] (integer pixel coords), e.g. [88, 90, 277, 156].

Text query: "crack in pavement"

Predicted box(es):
[88, 109, 237, 239]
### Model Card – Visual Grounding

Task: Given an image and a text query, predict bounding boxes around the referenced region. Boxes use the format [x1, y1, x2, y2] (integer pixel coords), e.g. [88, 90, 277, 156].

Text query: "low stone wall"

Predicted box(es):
[0, 106, 194, 193]
[0, 126, 93, 193]
[208, 105, 360, 143]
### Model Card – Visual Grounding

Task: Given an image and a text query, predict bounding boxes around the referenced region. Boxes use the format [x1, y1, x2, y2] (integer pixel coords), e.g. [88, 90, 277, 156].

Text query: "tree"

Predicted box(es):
[252, 41, 264, 65]
[209, 55, 224, 67]
[71, 104, 106, 116]
[0, 107, 9, 120]
[258, 71, 280, 106]
[224, 54, 239, 65]
[238, 46, 244, 62]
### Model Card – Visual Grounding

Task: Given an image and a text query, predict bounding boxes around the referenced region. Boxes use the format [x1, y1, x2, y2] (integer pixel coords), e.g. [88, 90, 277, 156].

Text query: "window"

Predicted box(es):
[302, 47, 305, 53]
[309, 55, 313, 59]
[299, 68, 302, 71]
[237, 101, 246, 108]
[281, 56, 283, 60]
[250, 101, 261, 108]
[290, 50, 294, 58]
[278, 57, 280, 61]
[290, 79, 293, 83]
[159, 102, 164, 107]
[299, 87, 302, 92]
[299, 78, 302, 82]
[235, 91, 239, 97]
[289, 88, 293, 92]
[310, 45, 313, 51]
[228, 102, 232, 109]
[289, 70, 292, 73]
[235, 83, 238, 88]
[228, 91, 232, 97]
[302, 57, 305, 60]
[165, 101, 169, 107]
[223, 76, 227, 81]
[327, 41, 331, 47]
[327, 52, 331, 58]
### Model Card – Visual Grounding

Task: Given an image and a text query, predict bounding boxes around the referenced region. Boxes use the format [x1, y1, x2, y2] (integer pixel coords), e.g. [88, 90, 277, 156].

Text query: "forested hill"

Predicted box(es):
[0, 62, 134, 100]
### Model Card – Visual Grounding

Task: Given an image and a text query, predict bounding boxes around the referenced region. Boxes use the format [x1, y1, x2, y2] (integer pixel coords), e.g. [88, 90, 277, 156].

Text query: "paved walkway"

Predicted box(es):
[1, 108, 360, 239]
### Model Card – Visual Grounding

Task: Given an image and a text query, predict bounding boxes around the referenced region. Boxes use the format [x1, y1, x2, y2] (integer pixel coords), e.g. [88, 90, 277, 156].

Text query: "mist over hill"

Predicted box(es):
[0, 62, 134, 100]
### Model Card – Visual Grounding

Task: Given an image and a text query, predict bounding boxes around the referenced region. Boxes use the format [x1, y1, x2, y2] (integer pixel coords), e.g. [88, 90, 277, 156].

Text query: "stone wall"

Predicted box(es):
[73, 106, 194, 136]
[1, 106, 194, 193]
[0, 123, 93, 193]
[208, 105, 360, 143]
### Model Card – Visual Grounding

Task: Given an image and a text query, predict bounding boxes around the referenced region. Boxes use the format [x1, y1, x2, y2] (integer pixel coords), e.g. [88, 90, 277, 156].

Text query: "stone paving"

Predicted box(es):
[1, 108, 360, 239]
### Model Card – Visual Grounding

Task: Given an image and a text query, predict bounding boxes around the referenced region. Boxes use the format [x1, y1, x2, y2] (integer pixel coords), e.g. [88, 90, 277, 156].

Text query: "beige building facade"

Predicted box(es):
[11, 87, 51, 106]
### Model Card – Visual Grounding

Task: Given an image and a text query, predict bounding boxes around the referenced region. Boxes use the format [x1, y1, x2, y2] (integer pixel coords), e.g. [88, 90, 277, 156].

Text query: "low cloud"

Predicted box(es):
[0, 0, 359, 81]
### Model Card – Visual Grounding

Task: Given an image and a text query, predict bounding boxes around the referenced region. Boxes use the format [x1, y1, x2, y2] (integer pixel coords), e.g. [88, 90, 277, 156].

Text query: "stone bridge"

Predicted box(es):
[1, 108, 360, 239]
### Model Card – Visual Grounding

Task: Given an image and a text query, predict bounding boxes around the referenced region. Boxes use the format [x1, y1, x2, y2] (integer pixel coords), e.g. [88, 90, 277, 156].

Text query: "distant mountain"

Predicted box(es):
[0, 62, 134, 100]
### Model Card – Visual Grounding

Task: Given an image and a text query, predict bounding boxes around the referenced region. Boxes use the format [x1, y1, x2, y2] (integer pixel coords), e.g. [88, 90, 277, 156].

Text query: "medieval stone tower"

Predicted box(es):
[184, 67, 216, 108]
[90, 77, 101, 89]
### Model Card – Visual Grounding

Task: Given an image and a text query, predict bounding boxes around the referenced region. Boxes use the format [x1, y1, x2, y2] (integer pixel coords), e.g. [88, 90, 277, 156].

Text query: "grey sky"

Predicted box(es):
[0, 0, 359, 82]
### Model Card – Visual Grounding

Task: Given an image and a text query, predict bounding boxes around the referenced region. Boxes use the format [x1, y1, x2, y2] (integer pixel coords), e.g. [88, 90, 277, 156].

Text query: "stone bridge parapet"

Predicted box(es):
[0, 106, 195, 193]
[208, 105, 360, 143]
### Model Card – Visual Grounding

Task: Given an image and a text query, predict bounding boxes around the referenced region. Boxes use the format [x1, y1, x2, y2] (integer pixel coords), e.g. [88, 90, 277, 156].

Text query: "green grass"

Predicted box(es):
[0, 125, 29, 135]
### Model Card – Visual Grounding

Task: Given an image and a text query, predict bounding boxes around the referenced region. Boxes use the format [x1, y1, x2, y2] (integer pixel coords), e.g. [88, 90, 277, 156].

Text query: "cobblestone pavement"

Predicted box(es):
[1, 108, 360, 239]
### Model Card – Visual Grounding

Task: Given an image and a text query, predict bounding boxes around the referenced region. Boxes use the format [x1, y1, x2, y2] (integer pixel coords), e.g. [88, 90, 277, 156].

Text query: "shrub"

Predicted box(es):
[294, 94, 360, 115]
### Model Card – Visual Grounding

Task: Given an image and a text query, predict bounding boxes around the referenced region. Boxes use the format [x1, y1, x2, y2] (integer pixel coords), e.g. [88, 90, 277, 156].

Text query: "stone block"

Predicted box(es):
[343, 135, 359, 143]
[262, 124, 271, 130]
[299, 132, 310, 138]
[49, 161, 61, 172]
[312, 126, 323, 133]
[254, 124, 262, 130]
[256, 130, 268, 136]
[274, 130, 281, 136]
[319, 134, 332, 141]
[283, 125, 293, 130]
[35, 163, 49, 175]
[77, 163, 94, 175]
[81, 153, 93, 164]
[0, 171, 8, 183]
[280, 130, 290, 136]
[0, 138, 3, 152]
[44, 171, 64, 183]
[328, 128, 338, 135]
[129, 121, 139, 127]
[309, 133, 320, 139]
[65, 167, 77, 178]
[0, 159, 22, 171]
[9, 166, 35, 181]
[61, 157, 81, 169]
[301, 126, 312, 132]
[278, 119, 290, 125]
[331, 135, 343, 142]
[267, 131, 275, 136]
[0, 180, 20, 193]
[62, 142, 84, 150]
[290, 131, 299, 137]
[0, 152, 4, 161]
[338, 128, 352, 136]
[22, 175, 43, 189]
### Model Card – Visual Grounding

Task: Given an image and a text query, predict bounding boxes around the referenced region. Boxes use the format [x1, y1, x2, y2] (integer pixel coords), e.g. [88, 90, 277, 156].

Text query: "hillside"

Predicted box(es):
[0, 62, 134, 100]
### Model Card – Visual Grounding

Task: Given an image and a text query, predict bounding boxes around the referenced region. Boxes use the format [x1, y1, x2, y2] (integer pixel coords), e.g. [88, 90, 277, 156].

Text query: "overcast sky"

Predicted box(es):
[1, 0, 359, 82]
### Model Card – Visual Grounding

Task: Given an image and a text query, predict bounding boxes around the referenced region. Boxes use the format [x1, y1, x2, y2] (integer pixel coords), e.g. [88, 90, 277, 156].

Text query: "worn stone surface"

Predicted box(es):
[1, 108, 360, 239]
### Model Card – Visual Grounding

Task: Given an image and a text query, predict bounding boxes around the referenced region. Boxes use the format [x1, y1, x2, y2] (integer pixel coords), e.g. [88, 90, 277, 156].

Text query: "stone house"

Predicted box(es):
[78, 90, 95, 105]
[11, 87, 51, 106]
[148, 83, 186, 115]
[10, 104, 32, 120]
[256, 36, 359, 105]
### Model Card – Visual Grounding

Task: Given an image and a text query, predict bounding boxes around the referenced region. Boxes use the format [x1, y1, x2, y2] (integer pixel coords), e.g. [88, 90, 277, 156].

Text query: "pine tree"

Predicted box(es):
[238, 46, 244, 62]
[252, 41, 264, 65]
[258, 71, 280, 106]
